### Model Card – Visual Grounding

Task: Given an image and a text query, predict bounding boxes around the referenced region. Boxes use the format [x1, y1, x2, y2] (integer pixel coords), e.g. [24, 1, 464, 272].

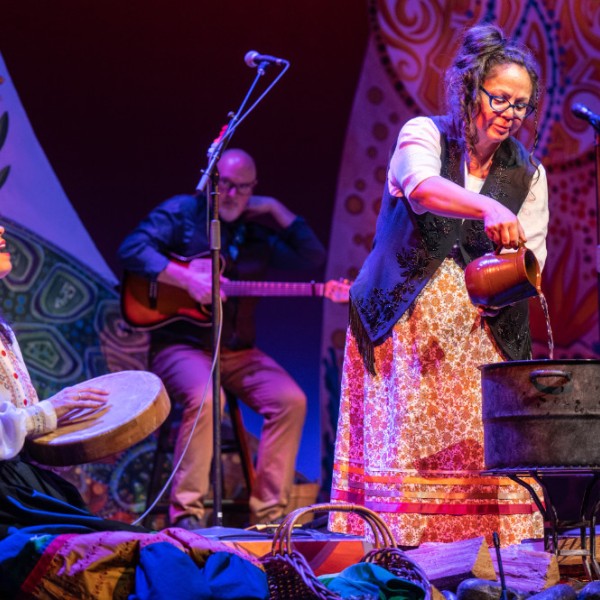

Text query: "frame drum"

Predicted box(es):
[26, 370, 171, 466]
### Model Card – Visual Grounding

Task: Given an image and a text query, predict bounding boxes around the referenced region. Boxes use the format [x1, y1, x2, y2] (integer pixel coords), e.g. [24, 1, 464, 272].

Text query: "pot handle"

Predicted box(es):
[529, 369, 572, 394]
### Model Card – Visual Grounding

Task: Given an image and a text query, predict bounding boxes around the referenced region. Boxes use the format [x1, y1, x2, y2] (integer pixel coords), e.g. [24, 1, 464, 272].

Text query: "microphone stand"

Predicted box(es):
[195, 59, 288, 528]
[492, 533, 508, 600]
[595, 127, 600, 342]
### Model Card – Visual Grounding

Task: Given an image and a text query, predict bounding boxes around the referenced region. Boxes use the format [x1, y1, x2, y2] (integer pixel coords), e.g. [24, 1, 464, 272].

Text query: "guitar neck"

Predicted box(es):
[222, 280, 325, 298]
[121, 271, 350, 329]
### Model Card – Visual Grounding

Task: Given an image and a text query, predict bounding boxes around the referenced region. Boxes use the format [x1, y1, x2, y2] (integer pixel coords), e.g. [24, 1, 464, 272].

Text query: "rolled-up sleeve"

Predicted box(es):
[388, 117, 443, 214]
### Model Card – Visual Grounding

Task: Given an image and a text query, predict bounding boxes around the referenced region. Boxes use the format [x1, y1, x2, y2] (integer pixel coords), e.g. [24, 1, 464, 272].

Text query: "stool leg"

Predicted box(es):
[226, 392, 255, 494]
[143, 417, 173, 528]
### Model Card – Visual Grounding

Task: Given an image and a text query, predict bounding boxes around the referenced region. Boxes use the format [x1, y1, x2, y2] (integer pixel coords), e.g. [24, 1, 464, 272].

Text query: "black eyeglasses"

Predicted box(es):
[218, 177, 256, 195]
[480, 86, 535, 119]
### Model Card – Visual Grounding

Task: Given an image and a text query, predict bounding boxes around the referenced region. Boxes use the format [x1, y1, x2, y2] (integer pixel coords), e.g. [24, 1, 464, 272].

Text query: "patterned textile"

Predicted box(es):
[0, 527, 266, 599]
[0, 329, 38, 408]
[330, 258, 543, 547]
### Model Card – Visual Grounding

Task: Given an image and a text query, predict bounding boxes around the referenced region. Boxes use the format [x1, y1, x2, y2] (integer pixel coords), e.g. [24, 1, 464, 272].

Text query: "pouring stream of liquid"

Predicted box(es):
[538, 291, 554, 360]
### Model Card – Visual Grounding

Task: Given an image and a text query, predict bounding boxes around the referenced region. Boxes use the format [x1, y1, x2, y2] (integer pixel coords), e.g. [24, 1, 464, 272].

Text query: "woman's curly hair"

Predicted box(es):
[444, 23, 541, 158]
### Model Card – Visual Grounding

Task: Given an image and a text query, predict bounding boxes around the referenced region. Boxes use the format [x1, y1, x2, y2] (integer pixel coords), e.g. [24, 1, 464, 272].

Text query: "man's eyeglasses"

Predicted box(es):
[480, 86, 535, 119]
[218, 177, 256, 195]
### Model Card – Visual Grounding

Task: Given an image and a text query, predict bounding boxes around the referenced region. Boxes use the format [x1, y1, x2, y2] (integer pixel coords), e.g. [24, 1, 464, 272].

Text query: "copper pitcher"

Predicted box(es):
[464, 244, 541, 309]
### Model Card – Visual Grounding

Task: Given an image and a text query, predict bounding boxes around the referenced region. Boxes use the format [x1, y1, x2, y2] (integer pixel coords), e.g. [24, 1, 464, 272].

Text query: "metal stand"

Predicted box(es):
[484, 467, 600, 580]
[194, 56, 290, 527]
[571, 105, 600, 340]
[595, 130, 600, 341]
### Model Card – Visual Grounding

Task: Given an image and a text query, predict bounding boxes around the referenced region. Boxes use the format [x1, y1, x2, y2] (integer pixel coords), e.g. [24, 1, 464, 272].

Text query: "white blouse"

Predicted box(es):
[0, 327, 57, 460]
[388, 116, 549, 270]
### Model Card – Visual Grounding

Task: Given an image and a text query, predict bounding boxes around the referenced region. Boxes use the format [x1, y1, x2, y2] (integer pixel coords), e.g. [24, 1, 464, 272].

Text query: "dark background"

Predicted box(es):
[2, 1, 371, 480]
[2, 1, 370, 268]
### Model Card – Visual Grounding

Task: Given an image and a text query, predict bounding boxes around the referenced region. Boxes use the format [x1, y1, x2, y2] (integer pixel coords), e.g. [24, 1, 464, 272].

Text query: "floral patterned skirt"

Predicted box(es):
[329, 258, 543, 547]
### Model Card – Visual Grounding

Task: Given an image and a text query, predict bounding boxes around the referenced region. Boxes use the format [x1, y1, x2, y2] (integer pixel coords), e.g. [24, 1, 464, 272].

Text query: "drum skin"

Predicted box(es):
[481, 359, 600, 468]
[26, 371, 171, 466]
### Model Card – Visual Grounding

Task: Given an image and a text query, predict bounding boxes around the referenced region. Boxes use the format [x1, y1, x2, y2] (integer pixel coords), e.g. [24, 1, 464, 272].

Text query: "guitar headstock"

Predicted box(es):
[324, 278, 351, 303]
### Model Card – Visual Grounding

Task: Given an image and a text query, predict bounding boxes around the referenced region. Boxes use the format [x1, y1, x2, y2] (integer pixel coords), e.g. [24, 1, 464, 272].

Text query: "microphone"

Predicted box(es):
[244, 50, 287, 68]
[572, 103, 600, 130]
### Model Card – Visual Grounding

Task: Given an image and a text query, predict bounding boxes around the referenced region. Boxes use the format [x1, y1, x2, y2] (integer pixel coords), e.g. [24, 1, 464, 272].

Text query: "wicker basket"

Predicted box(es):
[261, 502, 432, 600]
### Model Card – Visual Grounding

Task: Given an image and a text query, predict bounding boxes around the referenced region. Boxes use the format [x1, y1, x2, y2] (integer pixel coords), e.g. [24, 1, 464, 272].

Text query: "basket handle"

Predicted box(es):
[270, 502, 397, 557]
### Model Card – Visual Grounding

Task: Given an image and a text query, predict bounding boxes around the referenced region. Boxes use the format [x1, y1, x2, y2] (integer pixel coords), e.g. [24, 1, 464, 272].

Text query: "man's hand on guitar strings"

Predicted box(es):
[186, 259, 228, 304]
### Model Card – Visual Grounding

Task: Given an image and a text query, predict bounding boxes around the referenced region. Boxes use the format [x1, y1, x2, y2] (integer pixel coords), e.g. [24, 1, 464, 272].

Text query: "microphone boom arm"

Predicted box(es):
[196, 56, 289, 193]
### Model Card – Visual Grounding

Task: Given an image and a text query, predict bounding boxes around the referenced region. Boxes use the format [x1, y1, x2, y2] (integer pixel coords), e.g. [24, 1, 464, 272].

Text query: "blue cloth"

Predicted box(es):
[130, 543, 268, 600]
[203, 551, 269, 599]
[320, 562, 426, 600]
[0, 530, 54, 597]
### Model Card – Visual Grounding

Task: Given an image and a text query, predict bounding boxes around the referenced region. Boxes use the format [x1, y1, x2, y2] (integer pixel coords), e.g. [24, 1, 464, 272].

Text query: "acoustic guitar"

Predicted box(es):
[120, 257, 351, 330]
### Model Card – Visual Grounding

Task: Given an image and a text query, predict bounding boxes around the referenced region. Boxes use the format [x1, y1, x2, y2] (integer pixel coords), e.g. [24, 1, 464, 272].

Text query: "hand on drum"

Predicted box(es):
[47, 386, 109, 423]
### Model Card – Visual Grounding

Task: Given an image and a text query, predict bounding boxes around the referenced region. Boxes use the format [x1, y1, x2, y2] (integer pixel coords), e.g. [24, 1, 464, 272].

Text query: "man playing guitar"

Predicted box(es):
[118, 148, 327, 530]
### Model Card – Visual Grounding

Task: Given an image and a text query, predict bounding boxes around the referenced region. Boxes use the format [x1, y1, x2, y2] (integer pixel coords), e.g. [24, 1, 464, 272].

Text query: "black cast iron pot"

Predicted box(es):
[481, 359, 600, 469]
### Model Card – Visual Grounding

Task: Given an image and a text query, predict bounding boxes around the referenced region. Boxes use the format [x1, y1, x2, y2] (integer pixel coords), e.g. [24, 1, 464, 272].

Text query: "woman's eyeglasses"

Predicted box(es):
[480, 86, 535, 119]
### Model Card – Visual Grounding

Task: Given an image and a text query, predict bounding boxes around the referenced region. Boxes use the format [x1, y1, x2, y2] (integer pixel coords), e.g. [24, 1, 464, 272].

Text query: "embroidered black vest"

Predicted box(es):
[350, 116, 538, 374]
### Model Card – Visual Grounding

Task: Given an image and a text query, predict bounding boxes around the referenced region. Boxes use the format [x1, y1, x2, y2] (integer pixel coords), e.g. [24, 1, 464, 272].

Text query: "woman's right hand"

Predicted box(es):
[407, 177, 527, 248]
[46, 386, 109, 422]
[483, 200, 526, 249]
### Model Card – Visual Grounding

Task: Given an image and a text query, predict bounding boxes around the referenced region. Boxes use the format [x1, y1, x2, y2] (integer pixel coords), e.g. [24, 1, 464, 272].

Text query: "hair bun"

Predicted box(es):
[462, 23, 507, 57]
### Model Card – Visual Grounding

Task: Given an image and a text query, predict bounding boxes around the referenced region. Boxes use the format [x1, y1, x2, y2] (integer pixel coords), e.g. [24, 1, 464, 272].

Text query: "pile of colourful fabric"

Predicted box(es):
[0, 526, 268, 599]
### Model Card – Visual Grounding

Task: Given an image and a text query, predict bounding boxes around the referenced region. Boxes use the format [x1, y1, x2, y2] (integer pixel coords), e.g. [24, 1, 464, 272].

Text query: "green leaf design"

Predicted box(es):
[0, 165, 10, 189]
[0, 112, 8, 151]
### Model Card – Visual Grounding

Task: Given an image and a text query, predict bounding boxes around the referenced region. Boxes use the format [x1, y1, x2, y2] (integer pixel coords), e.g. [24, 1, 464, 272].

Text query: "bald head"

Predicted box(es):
[218, 149, 256, 179]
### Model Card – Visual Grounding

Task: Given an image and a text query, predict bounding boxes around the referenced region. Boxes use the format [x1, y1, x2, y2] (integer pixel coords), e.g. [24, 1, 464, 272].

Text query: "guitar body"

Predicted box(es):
[121, 271, 211, 329]
[120, 257, 350, 330]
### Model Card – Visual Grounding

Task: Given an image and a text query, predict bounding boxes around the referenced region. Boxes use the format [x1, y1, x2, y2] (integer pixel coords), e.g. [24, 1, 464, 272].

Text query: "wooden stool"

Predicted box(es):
[143, 390, 256, 528]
